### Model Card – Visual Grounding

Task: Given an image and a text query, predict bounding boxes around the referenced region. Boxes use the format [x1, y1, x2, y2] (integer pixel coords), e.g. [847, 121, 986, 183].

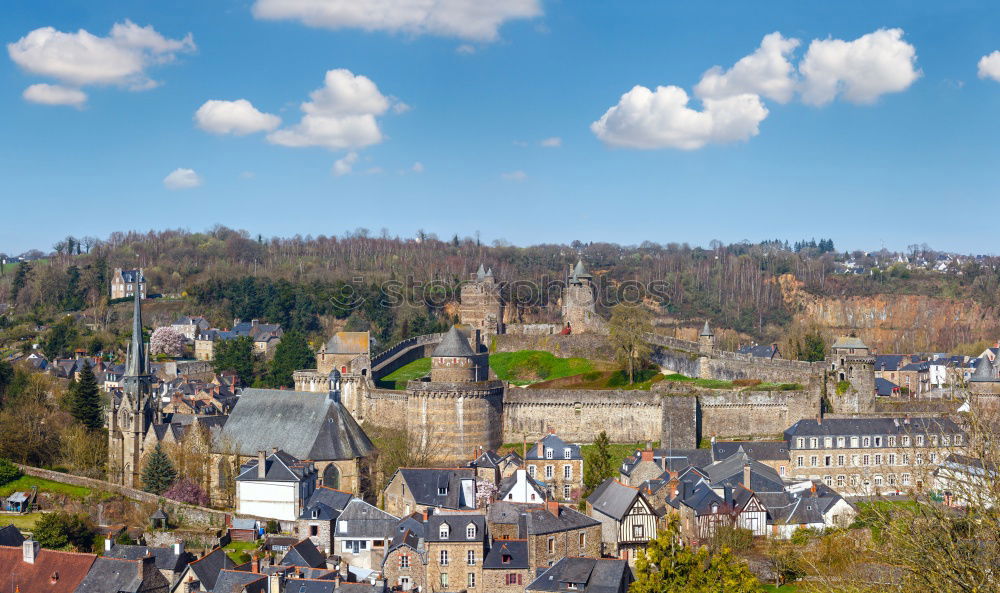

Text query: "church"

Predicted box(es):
[107, 291, 376, 503]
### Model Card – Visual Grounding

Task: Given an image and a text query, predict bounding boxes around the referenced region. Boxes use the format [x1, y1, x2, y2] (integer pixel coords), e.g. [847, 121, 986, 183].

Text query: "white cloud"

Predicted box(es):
[251, 0, 541, 41]
[694, 32, 800, 103]
[799, 28, 920, 106]
[501, 170, 527, 181]
[411, 162, 424, 173]
[978, 51, 1000, 82]
[195, 99, 281, 135]
[163, 168, 202, 190]
[332, 151, 359, 176]
[591, 85, 768, 150]
[540, 136, 562, 147]
[22, 83, 86, 107]
[7, 20, 194, 98]
[267, 69, 400, 150]
[456, 44, 476, 55]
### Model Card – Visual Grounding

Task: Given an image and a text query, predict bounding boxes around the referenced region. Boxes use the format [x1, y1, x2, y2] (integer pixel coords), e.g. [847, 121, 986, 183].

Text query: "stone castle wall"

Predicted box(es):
[492, 334, 615, 360]
[697, 387, 821, 440]
[406, 380, 505, 465]
[699, 353, 819, 384]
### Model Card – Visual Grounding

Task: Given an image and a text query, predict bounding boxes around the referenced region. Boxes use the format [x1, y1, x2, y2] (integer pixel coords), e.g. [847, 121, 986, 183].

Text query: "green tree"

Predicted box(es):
[583, 431, 615, 495]
[41, 316, 78, 359]
[213, 336, 256, 386]
[11, 261, 31, 301]
[69, 361, 103, 430]
[0, 458, 22, 486]
[267, 331, 316, 387]
[61, 265, 84, 311]
[800, 331, 826, 362]
[0, 361, 12, 403]
[141, 443, 177, 495]
[631, 517, 763, 593]
[33, 512, 95, 551]
[608, 304, 653, 384]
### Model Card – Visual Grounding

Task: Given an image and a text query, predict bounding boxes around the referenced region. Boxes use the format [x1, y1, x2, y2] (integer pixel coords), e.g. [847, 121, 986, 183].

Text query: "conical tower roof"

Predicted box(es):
[125, 289, 147, 377]
[476, 264, 487, 282]
[700, 321, 714, 337]
[433, 326, 476, 358]
[573, 259, 592, 279]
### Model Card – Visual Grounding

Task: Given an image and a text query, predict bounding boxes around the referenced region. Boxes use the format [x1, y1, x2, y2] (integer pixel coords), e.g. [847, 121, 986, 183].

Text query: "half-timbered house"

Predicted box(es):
[586, 479, 660, 562]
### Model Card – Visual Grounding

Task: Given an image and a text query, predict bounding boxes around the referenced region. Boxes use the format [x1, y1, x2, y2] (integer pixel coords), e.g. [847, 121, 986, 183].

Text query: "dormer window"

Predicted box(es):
[564, 448, 571, 459]
[466, 524, 476, 539]
[439, 524, 450, 539]
[567, 583, 578, 590]
[438, 487, 448, 496]
[711, 503, 719, 513]
[311, 509, 319, 519]
[545, 448, 553, 459]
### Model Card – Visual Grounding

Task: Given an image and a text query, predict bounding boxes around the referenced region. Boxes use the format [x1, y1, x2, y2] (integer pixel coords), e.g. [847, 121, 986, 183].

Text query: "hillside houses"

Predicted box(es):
[194, 319, 284, 361]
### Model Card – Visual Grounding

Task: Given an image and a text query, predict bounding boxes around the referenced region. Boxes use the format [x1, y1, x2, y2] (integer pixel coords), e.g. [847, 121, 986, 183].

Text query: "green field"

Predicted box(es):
[380, 358, 432, 389]
[0, 513, 43, 531]
[528, 368, 665, 391]
[381, 351, 610, 389]
[0, 475, 92, 499]
[223, 540, 260, 563]
[661, 373, 736, 389]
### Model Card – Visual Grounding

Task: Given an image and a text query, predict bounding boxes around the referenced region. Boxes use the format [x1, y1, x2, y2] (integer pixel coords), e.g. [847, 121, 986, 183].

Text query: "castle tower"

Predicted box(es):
[407, 326, 503, 464]
[108, 289, 159, 487]
[699, 321, 715, 354]
[459, 264, 504, 336]
[561, 259, 606, 334]
[827, 336, 876, 413]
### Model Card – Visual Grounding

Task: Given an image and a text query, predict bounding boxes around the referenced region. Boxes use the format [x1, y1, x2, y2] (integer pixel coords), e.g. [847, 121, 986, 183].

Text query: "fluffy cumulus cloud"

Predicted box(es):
[332, 151, 358, 176]
[267, 68, 398, 150]
[163, 168, 202, 190]
[978, 50, 1000, 82]
[591, 85, 768, 150]
[195, 99, 281, 135]
[7, 20, 194, 105]
[798, 28, 920, 105]
[251, 0, 541, 41]
[22, 83, 87, 107]
[694, 32, 800, 103]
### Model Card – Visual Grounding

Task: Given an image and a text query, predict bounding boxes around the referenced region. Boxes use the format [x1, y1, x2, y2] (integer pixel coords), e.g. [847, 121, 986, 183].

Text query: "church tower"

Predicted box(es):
[108, 289, 158, 487]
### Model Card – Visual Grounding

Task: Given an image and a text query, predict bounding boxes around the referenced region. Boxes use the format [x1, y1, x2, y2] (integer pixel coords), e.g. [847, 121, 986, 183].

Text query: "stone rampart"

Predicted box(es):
[651, 348, 701, 377]
[699, 352, 819, 384]
[505, 323, 560, 336]
[698, 388, 820, 439]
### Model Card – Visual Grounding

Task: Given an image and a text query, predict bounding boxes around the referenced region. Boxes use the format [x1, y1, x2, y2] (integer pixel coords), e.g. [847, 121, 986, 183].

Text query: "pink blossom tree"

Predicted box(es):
[150, 326, 186, 357]
[163, 478, 209, 506]
[475, 479, 498, 507]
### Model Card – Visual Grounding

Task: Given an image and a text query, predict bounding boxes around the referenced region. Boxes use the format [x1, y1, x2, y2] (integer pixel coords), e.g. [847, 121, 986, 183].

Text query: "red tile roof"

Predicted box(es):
[0, 544, 96, 593]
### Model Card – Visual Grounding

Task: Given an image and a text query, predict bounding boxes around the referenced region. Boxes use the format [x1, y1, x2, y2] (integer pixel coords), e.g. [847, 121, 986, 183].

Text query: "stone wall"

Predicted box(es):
[699, 351, 819, 384]
[650, 348, 700, 377]
[491, 334, 614, 361]
[697, 388, 820, 440]
[407, 381, 505, 465]
[505, 323, 560, 336]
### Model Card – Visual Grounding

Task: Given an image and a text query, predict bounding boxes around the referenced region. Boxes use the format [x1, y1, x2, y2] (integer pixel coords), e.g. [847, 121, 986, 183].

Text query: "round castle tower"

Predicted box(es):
[407, 326, 504, 465]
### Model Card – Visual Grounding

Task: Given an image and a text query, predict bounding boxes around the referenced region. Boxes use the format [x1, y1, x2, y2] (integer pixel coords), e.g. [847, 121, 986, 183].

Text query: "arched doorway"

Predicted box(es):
[323, 464, 340, 490]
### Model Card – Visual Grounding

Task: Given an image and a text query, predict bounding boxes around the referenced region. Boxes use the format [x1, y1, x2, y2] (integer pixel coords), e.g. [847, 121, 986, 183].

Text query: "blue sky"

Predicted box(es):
[3, 0, 1000, 255]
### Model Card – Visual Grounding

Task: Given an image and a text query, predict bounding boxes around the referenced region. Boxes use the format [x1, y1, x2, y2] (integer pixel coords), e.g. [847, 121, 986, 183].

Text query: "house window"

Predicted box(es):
[505, 574, 522, 585]
[528, 466, 536, 478]
[902, 473, 911, 485]
[888, 454, 896, 465]
[902, 436, 911, 447]
[823, 475, 832, 486]
[888, 474, 896, 486]
[850, 475, 859, 487]
[916, 435, 924, 446]
[874, 454, 882, 465]
[874, 475, 883, 487]
[440, 525, 450, 539]
[438, 487, 448, 496]
[929, 453, 937, 464]
[567, 584, 578, 590]
[824, 437, 832, 448]
[563, 465, 572, 479]
[850, 437, 859, 448]
[467, 550, 476, 565]
[862, 437, 871, 448]
[466, 524, 476, 539]
[310, 525, 318, 536]
[954, 435, 962, 445]
[930, 435, 938, 447]
[546, 448, 553, 459]
[440, 550, 449, 566]
[796, 456, 804, 468]
[633, 524, 644, 539]
[824, 455, 832, 467]
[809, 456, 818, 467]
[564, 448, 571, 459]
[779, 465, 786, 476]
[440, 573, 448, 588]
[836, 436, 845, 448]
[399, 577, 410, 590]
[916, 454, 923, 465]
[796, 438, 805, 449]
[545, 465, 553, 479]
[942, 435, 951, 446]
[468, 572, 476, 588]
[563, 485, 571, 499]
[547, 537, 555, 553]
[863, 455, 870, 466]
[400, 555, 410, 568]
[810, 438, 818, 449]
[837, 455, 845, 466]
[836, 475, 845, 487]
[902, 454, 909, 465]
[888, 436, 896, 447]
[579, 532, 586, 547]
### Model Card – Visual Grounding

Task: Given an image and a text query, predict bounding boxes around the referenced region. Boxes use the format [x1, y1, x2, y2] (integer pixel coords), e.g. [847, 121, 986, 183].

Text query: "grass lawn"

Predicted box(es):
[381, 357, 432, 389]
[489, 351, 609, 386]
[0, 512, 43, 531]
[223, 540, 259, 564]
[661, 373, 735, 389]
[528, 368, 665, 391]
[0, 475, 92, 499]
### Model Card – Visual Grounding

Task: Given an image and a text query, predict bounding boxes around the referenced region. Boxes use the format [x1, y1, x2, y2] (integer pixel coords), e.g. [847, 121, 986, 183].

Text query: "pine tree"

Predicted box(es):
[141, 444, 177, 495]
[268, 331, 316, 387]
[583, 431, 615, 496]
[70, 361, 103, 430]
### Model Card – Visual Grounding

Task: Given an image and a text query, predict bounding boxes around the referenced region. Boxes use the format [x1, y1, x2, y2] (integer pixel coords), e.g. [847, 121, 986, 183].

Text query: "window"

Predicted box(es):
[824, 437, 832, 448]
[564, 448, 571, 459]
[563, 485, 571, 499]
[851, 455, 859, 467]
[862, 436, 871, 447]
[930, 453, 937, 464]
[810, 456, 818, 467]
[888, 454, 896, 465]
[796, 438, 805, 448]
[824, 455, 832, 467]
[888, 436, 896, 447]
[823, 475, 832, 486]
[468, 572, 475, 588]
[902, 454, 909, 465]
[579, 532, 586, 547]
[796, 456, 804, 468]
[930, 435, 938, 447]
[850, 475, 859, 487]
[836, 475, 845, 487]
[874, 475, 883, 487]
[850, 437, 860, 448]
[633, 524, 644, 539]
[942, 435, 951, 446]
[502, 554, 511, 564]
[863, 455, 870, 466]
[545, 465, 553, 479]
[874, 454, 882, 465]
[902, 473, 911, 485]
[902, 436, 911, 447]
[954, 434, 963, 445]
[400, 555, 410, 568]
[466, 524, 476, 539]
[837, 455, 845, 466]
[563, 465, 572, 479]
[810, 438, 818, 449]
[440, 573, 448, 588]
[310, 525, 318, 536]
[888, 474, 896, 486]
[440, 550, 449, 566]
[874, 437, 882, 447]
[343, 540, 368, 554]
[780, 465, 786, 476]
[399, 577, 410, 590]
[528, 465, 536, 478]
[916, 435, 924, 446]
[440, 524, 450, 539]
[916, 454, 923, 465]
[438, 487, 448, 496]
[505, 574, 523, 585]
[467, 550, 476, 565]
[547, 537, 555, 553]
[339, 522, 348, 533]
[836, 436, 846, 448]
[545, 448, 553, 459]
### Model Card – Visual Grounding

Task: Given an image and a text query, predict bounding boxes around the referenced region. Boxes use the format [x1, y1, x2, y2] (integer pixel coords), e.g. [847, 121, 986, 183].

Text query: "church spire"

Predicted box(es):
[125, 288, 146, 377]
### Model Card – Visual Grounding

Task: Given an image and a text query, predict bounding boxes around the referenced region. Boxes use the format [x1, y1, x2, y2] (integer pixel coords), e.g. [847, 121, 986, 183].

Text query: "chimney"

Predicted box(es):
[22, 539, 39, 564]
[546, 500, 560, 517]
[641, 449, 653, 463]
[742, 462, 751, 489]
[422, 509, 428, 523]
[904, 414, 911, 425]
[723, 485, 733, 504]
[816, 414, 822, 426]
[272, 447, 278, 454]
[252, 553, 261, 574]
[104, 537, 113, 552]
[549, 427, 555, 435]
[257, 450, 267, 479]
[141, 553, 157, 581]
[173, 540, 184, 556]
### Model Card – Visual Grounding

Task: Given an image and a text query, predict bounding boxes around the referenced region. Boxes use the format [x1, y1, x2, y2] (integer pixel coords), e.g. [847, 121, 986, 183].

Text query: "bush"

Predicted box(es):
[0, 458, 22, 486]
[163, 478, 209, 507]
[265, 519, 280, 534]
[33, 512, 95, 551]
[835, 380, 851, 395]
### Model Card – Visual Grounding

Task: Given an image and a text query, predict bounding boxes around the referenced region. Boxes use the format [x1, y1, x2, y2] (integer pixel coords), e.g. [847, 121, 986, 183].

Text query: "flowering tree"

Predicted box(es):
[476, 479, 498, 507]
[150, 326, 186, 357]
[163, 477, 209, 507]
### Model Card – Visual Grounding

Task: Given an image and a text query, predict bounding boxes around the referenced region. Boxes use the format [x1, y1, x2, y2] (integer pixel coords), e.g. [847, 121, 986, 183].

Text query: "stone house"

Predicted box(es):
[103, 539, 191, 589]
[77, 555, 170, 593]
[482, 539, 531, 592]
[526, 557, 633, 593]
[898, 361, 930, 395]
[317, 331, 371, 376]
[520, 502, 601, 571]
[874, 355, 905, 385]
[524, 433, 584, 502]
[0, 540, 96, 593]
[334, 499, 399, 571]
[171, 547, 234, 592]
[111, 268, 145, 300]
[236, 449, 318, 521]
[382, 526, 427, 592]
[619, 446, 712, 487]
[424, 511, 487, 593]
[382, 468, 478, 518]
[586, 479, 660, 561]
[296, 486, 354, 555]
[711, 441, 790, 479]
[171, 316, 210, 341]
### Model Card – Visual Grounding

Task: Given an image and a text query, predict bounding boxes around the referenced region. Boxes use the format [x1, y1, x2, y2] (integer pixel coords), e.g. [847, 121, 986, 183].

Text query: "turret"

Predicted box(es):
[699, 321, 715, 354]
[430, 326, 479, 382]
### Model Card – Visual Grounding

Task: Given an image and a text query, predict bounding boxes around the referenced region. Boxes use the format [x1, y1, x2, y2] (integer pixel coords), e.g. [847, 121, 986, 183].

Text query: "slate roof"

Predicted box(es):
[737, 344, 778, 358]
[188, 547, 235, 591]
[875, 378, 900, 396]
[522, 504, 599, 535]
[784, 417, 962, 440]
[283, 538, 327, 569]
[237, 449, 316, 482]
[396, 468, 476, 509]
[572, 259, 592, 281]
[217, 388, 374, 461]
[587, 479, 644, 521]
[703, 451, 785, 493]
[970, 356, 999, 382]
[425, 512, 486, 543]
[213, 569, 268, 593]
[831, 336, 868, 350]
[485, 501, 522, 525]
[900, 361, 929, 372]
[335, 499, 398, 539]
[699, 321, 713, 337]
[300, 487, 354, 520]
[432, 326, 475, 358]
[469, 449, 503, 469]
[0, 524, 24, 547]
[525, 434, 581, 460]
[0, 544, 95, 593]
[712, 441, 788, 463]
[527, 557, 632, 593]
[106, 543, 191, 572]
[620, 448, 711, 476]
[76, 556, 169, 593]
[483, 539, 529, 569]
[874, 355, 905, 372]
[324, 332, 370, 355]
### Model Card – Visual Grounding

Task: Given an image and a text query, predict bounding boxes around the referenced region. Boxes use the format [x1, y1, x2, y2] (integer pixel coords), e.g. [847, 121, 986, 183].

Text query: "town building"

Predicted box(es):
[171, 316, 210, 340]
[523, 433, 584, 502]
[194, 319, 283, 361]
[0, 540, 96, 593]
[334, 499, 399, 571]
[459, 264, 504, 337]
[236, 449, 318, 521]
[586, 479, 659, 561]
[525, 557, 633, 593]
[111, 268, 146, 300]
[497, 468, 548, 503]
[383, 468, 478, 518]
[103, 539, 191, 588]
[297, 486, 354, 554]
[710, 441, 790, 478]
[424, 510, 488, 593]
